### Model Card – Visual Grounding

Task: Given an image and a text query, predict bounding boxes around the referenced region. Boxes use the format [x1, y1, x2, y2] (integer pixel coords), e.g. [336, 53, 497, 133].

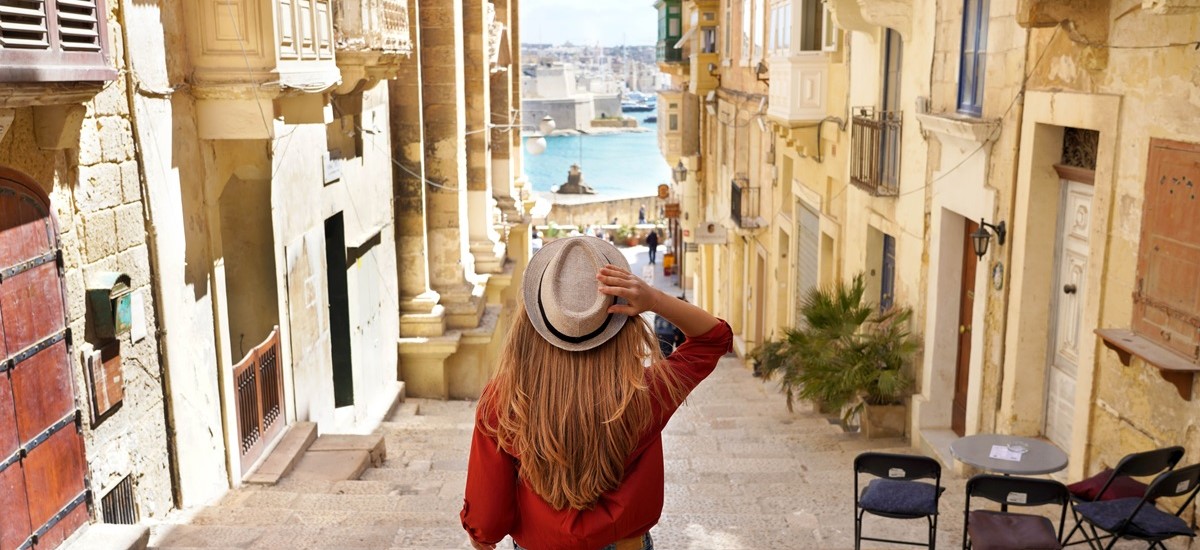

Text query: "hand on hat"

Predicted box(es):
[597, 264, 660, 316]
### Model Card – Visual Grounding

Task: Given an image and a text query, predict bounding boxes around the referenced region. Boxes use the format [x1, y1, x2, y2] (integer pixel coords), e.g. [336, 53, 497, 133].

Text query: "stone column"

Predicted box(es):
[419, 0, 484, 329]
[508, 0, 524, 177]
[489, 0, 519, 222]
[464, 0, 504, 274]
[391, 0, 446, 338]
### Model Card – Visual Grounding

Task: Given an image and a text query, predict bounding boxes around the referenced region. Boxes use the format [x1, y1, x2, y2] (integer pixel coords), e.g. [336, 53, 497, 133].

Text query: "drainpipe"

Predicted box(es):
[116, 0, 182, 509]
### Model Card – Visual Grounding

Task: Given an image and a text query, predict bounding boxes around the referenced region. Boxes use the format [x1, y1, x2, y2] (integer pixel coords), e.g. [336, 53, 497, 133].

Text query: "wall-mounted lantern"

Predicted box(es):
[673, 160, 688, 184]
[971, 219, 1007, 261]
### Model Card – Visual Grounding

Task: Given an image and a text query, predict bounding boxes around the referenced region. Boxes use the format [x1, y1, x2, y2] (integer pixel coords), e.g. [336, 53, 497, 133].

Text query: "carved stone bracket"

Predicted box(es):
[824, 0, 912, 38]
[335, 52, 410, 95]
[916, 112, 1002, 144]
[0, 109, 14, 144]
[1141, 0, 1200, 14]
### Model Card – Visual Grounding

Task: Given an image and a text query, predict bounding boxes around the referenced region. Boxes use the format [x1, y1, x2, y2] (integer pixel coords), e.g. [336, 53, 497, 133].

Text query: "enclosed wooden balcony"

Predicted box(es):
[656, 90, 698, 167]
[654, 0, 683, 68]
[184, 0, 341, 139]
[766, 53, 828, 125]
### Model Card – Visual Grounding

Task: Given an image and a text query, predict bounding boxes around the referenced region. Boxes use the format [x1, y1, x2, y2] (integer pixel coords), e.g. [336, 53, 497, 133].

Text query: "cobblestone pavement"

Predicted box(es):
[146, 245, 1178, 549]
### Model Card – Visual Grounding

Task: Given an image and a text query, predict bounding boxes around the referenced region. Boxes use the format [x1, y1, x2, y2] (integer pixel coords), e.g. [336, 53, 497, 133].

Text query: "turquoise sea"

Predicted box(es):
[522, 117, 671, 197]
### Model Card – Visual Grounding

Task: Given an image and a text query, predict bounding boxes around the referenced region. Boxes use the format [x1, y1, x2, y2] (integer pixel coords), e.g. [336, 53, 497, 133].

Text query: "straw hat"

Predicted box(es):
[522, 236, 631, 351]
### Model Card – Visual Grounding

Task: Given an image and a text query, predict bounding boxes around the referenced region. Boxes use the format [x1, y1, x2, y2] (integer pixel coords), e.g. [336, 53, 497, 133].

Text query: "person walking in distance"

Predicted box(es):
[645, 229, 659, 265]
[460, 237, 731, 550]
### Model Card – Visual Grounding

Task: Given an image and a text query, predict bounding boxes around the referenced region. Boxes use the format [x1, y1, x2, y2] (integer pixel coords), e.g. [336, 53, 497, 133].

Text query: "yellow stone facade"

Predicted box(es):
[673, 0, 1200, 489]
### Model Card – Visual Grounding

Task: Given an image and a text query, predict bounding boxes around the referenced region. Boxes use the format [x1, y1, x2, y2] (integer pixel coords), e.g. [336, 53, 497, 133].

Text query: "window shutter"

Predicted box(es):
[0, 0, 50, 49]
[55, 0, 100, 51]
[1133, 139, 1200, 361]
[0, 0, 113, 82]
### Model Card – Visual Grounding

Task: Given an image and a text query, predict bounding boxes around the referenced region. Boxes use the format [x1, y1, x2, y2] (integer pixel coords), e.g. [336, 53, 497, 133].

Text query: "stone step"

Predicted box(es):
[243, 422, 317, 485]
[280, 432, 386, 483]
[149, 524, 404, 548]
[63, 524, 149, 550]
[308, 433, 387, 467]
[386, 400, 420, 421]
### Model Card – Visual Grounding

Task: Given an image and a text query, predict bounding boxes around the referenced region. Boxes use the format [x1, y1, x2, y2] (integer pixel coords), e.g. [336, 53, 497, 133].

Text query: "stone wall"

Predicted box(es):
[0, 86, 173, 521]
[591, 118, 638, 128]
[540, 194, 661, 229]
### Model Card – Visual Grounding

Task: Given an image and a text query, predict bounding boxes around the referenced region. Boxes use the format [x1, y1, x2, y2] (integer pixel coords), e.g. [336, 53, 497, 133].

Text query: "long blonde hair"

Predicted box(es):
[480, 308, 687, 511]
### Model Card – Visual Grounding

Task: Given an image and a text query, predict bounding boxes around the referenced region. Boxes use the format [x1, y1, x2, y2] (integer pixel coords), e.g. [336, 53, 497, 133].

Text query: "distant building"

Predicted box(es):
[521, 62, 623, 131]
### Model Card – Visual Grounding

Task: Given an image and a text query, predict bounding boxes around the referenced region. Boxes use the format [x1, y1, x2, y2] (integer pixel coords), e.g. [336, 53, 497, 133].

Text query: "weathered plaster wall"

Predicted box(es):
[1016, 12, 1200, 477]
[126, 0, 231, 506]
[272, 85, 402, 432]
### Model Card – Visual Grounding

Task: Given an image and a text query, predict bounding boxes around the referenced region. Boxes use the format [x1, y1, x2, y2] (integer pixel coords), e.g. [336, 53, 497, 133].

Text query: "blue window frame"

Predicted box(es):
[957, 0, 989, 116]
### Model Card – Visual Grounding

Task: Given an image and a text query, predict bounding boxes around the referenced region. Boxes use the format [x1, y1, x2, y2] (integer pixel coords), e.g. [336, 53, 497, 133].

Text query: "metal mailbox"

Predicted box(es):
[87, 272, 132, 339]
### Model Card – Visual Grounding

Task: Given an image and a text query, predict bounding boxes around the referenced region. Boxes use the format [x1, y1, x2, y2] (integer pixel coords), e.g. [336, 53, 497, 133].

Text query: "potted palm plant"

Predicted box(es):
[756, 273, 919, 438]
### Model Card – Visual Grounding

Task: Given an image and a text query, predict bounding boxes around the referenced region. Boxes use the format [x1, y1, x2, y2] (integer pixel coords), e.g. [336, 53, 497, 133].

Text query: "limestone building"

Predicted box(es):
[671, 0, 1200, 486]
[0, 0, 527, 544]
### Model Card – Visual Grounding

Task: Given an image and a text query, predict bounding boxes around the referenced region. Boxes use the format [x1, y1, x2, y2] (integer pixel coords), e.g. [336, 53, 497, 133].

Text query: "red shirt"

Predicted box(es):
[461, 321, 732, 549]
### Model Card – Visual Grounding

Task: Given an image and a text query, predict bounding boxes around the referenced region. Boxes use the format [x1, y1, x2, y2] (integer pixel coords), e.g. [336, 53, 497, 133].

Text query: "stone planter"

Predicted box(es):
[862, 402, 907, 439]
[812, 398, 839, 417]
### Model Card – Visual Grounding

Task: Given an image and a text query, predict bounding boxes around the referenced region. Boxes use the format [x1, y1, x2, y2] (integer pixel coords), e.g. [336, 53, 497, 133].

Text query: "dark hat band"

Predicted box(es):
[536, 291, 613, 345]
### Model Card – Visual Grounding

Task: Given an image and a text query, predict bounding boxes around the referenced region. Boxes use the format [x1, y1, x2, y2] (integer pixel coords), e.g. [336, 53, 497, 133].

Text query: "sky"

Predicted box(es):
[520, 0, 658, 46]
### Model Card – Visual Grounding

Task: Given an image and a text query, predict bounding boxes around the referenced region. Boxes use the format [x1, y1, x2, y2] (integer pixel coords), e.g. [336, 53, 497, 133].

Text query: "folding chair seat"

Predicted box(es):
[1072, 462, 1200, 550]
[963, 474, 1070, 550]
[1062, 446, 1184, 546]
[854, 451, 945, 549]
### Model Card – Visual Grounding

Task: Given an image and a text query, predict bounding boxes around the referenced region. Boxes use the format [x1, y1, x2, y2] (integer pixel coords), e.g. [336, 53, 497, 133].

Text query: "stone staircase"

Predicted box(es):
[147, 399, 480, 549]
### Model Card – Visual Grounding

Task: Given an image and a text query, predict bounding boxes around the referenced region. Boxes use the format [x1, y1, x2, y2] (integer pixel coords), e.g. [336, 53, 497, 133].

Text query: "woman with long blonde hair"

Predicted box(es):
[460, 237, 731, 550]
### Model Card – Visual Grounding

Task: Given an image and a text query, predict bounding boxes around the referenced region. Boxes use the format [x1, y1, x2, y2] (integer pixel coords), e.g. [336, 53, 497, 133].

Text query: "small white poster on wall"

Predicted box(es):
[131, 289, 147, 343]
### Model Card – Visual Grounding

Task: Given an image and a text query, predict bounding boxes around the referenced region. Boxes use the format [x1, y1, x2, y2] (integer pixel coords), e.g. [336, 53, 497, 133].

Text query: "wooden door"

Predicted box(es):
[0, 171, 89, 549]
[1044, 180, 1092, 449]
[952, 220, 979, 436]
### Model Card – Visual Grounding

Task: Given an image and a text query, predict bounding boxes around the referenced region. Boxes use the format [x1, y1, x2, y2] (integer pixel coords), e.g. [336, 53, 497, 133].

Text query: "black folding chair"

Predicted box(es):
[1062, 446, 1185, 547]
[963, 474, 1070, 550]
[1072, 462, 1200, 549]
[854, 451, 945, 549]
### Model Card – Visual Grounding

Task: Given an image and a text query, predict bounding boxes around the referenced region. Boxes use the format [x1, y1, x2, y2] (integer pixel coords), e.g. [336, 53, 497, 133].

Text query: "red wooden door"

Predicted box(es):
[0, 170, 89, 550]
[952, 220, 979, 436]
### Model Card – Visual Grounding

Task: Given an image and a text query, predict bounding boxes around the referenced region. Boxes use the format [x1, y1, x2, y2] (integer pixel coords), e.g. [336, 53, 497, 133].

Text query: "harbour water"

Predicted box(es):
[522, 117, 671, 197]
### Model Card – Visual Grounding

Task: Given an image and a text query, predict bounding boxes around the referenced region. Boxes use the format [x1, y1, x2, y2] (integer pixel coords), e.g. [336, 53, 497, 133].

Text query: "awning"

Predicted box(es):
[673, 26, 697, 49]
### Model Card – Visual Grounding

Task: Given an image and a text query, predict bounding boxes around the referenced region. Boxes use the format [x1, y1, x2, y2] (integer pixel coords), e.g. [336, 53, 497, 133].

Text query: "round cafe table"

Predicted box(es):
[949, 434, 1068, 475]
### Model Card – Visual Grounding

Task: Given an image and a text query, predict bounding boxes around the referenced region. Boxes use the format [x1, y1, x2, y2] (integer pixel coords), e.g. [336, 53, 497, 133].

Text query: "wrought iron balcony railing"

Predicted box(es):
[850, 107, 902, 197]
[731, 177, 760, 228]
